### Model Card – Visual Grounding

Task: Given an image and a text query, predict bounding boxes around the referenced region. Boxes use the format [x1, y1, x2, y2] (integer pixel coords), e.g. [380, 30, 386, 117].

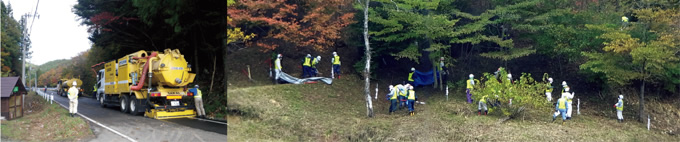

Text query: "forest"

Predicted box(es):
[227, 0, 679, 140]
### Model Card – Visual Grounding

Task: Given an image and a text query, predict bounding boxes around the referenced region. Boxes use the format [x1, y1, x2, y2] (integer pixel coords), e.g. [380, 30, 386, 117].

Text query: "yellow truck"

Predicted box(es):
[97, 49, 196, 119]
[56, 78, 83, 97]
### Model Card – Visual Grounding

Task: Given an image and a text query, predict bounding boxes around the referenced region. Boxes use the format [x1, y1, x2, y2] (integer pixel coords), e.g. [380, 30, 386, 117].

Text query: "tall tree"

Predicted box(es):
[1, 2, 24, 77]
[581, 8, 680, 122]
[358, 0, 373, 117]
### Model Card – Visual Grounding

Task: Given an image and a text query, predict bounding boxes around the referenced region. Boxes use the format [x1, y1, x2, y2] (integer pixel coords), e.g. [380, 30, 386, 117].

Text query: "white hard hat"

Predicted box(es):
[411, 67, 415, 71]
[507, 74, 512, 78]
[548, 78, 553, 83]
[619, 95, 623, 99]
[565, 87, 570, 92]
[562, 81, 567, 86]
[307, 54, 311, 57]
[388, 85, 394, 90]
[278, 54, 282, 58]
[72, 82, 77, 86]
[469, 74, 474, 78]
[317, 56, 321, 60]
[333, 52, 337, 55]
[409, 86, 414, 90]
[440, 57, 445, 60]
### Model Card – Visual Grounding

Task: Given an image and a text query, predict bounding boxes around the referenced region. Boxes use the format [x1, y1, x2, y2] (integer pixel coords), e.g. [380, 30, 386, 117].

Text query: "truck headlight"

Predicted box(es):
[175, 78, 182, 84]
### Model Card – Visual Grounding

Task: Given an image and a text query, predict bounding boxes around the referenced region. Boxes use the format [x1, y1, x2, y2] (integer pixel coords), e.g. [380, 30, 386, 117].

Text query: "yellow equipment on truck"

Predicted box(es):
[57, 78, 83, 97]
[99, 49, 196, 119]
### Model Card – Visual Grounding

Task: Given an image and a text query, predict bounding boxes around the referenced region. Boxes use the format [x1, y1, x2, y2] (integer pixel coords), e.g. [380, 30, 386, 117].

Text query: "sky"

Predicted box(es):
[4, 0, 91, 65]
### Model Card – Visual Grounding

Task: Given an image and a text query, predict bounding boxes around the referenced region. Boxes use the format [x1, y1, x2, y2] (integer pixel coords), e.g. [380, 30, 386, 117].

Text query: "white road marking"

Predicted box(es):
[38, 91, 138, 142]
[196, 118, 228, 125]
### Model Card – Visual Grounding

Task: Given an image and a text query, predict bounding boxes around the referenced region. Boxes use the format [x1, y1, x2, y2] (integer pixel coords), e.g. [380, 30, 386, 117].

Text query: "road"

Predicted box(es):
[39, 90, 226, 142]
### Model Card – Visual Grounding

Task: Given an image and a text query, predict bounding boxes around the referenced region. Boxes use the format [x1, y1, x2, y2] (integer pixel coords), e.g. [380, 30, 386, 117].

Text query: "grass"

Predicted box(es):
[227, 74, 680, 141]
[1, 92, 94, 141]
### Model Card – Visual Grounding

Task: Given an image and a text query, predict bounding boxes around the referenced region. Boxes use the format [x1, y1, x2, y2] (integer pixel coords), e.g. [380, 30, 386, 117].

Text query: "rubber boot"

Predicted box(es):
[478, 110, 481, 115]
[552, 117, 556, 122]
[338, 75, 341, 79]
[484, 110, 488, 115]
[562, 120, 565, 125]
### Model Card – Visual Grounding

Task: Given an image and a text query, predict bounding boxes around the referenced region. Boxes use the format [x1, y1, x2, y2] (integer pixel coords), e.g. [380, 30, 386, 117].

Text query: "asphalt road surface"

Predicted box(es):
[41, 90, 226, 142]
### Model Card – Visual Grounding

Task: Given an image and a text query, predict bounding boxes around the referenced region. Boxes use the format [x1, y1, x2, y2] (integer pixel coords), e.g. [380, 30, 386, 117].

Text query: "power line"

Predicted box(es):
[29, 0, 40, 35]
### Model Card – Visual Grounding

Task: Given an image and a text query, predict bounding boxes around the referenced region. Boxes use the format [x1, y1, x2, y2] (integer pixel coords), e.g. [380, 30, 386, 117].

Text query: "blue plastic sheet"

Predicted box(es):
[412, 70, 440, 87]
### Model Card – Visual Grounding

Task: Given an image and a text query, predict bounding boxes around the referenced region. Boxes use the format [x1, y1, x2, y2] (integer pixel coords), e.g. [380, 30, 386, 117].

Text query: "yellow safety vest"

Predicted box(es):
[275, 58, 281, 70]
[399, 89, 407, 97]
[333, 55, 340, 65]
[616, 100, 623, 111]
[481, 95, 487, 103]
[195, 89, 202, 98]
[545, 83, 553, 93]
[466, 79, 474, 89]
[407, 90, 416, 100]
[558, 98, 567, 109]
[390, 88, 398, 100]
[408, 72, 414, 82]
[622, 16, 629, 22]
[312, 59, 319, 68]
[303, 57, 311, 67]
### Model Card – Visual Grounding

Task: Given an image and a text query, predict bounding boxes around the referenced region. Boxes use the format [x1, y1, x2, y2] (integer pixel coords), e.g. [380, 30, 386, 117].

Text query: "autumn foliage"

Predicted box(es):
[228, 0, 355, 51]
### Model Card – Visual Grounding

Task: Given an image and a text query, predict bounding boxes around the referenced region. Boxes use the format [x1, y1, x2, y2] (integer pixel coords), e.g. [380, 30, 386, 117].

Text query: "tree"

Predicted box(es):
[228, 0, 355, 52]
[358, 0, 373, 117]
[1, 2, 24, 77]
[581, 8, 680, 122]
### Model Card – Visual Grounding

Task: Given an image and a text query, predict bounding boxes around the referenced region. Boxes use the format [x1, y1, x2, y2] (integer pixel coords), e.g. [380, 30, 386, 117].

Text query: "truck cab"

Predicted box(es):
[95, 69, 106, 101]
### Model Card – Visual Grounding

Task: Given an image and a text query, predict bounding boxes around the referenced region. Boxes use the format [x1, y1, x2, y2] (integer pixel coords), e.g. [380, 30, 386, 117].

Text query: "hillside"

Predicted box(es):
[227, 75, 679, 141]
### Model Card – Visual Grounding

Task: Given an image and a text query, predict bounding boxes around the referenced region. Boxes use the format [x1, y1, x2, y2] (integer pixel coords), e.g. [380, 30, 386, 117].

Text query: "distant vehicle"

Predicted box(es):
[56, 78, 83, 97]
[94, 49, 197, 119]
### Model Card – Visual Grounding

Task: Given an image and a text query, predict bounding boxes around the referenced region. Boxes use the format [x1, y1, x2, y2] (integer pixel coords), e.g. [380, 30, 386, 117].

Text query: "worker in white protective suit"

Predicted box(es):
[545, 78, 554, 101]
[274, 54, 283, 84]
[68, 82, 79, 117]
[565, 87, 575, 120]
[614, 95, 624, 123]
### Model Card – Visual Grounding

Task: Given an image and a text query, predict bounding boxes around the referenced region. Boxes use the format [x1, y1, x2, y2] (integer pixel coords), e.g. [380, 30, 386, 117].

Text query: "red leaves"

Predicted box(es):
[88, 12, 139, 33]
[228, 0, 355, 51]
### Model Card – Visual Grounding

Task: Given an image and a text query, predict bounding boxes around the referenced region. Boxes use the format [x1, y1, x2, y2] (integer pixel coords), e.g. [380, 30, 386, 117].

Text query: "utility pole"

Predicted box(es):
[21, 0, 41, 86]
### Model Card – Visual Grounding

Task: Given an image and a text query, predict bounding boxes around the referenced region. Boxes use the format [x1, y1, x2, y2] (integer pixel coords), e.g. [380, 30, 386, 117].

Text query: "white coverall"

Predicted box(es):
[68, 87, 79, 114]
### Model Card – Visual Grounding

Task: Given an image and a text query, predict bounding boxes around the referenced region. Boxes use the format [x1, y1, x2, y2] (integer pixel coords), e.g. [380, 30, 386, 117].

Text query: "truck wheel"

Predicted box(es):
[129, 98, 141, 115]
[100, 95, 107, 108]
[120, 95, 129, 113]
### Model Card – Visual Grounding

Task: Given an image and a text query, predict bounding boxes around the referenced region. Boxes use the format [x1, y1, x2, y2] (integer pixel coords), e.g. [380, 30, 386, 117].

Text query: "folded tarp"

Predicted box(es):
[278, 71, 333, 85]
[412, 70, 440, 87]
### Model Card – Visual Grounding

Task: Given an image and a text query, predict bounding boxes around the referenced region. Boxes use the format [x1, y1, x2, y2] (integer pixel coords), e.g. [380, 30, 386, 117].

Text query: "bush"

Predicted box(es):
[467, 68, 551, 117]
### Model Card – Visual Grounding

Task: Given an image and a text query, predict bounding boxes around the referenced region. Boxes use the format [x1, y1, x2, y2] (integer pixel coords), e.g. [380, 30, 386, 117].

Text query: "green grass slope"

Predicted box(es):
[227, 75, 679, 141]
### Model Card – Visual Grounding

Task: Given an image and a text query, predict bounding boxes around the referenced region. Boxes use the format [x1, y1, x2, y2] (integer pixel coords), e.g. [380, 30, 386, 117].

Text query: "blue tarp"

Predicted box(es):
[412, 70, 440, 87]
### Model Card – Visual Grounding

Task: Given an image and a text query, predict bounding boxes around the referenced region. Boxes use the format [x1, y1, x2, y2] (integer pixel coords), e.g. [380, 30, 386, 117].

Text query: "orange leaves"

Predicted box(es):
[228, 0, 355, 52]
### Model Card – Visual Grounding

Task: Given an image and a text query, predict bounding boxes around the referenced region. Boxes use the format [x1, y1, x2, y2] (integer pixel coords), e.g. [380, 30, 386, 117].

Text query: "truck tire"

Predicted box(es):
[120, 95, 129, 113]
[100, 95, 107, 108]
[129, 97, 142, 115]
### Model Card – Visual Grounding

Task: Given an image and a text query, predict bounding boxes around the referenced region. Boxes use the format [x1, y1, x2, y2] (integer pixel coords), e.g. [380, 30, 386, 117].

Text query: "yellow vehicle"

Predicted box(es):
[97, 49, 196, 119]
[56, 78, 83, 97]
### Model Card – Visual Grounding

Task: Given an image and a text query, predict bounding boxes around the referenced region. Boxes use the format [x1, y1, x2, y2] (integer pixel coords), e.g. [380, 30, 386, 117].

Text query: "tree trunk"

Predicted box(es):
[362, 0, 374, 118]
[639, 61, 646, 122]
[194, 47, 200, 78]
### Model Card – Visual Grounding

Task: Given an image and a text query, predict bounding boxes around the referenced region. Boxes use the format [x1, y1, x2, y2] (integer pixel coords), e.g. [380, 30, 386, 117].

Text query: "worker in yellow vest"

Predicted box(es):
[478, 95, 488, 115]
[190, 85, 206, 118]
[614, 95, 624, 123]
[621, 16, 629, 30]
[302, 54, 312, 78]
[331, 52, 341, 79]
[545, 78, 554, 101]
[398, 84, 409, 109]
[311, 56, 320, 77]
[68, 82, 79, 117]
[387, 85, 399, 114]
[407, 85, 417, 116]
[552, 94, 569, 124]
[466, 74, 475, 103]
[408, 67, 415, 85]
